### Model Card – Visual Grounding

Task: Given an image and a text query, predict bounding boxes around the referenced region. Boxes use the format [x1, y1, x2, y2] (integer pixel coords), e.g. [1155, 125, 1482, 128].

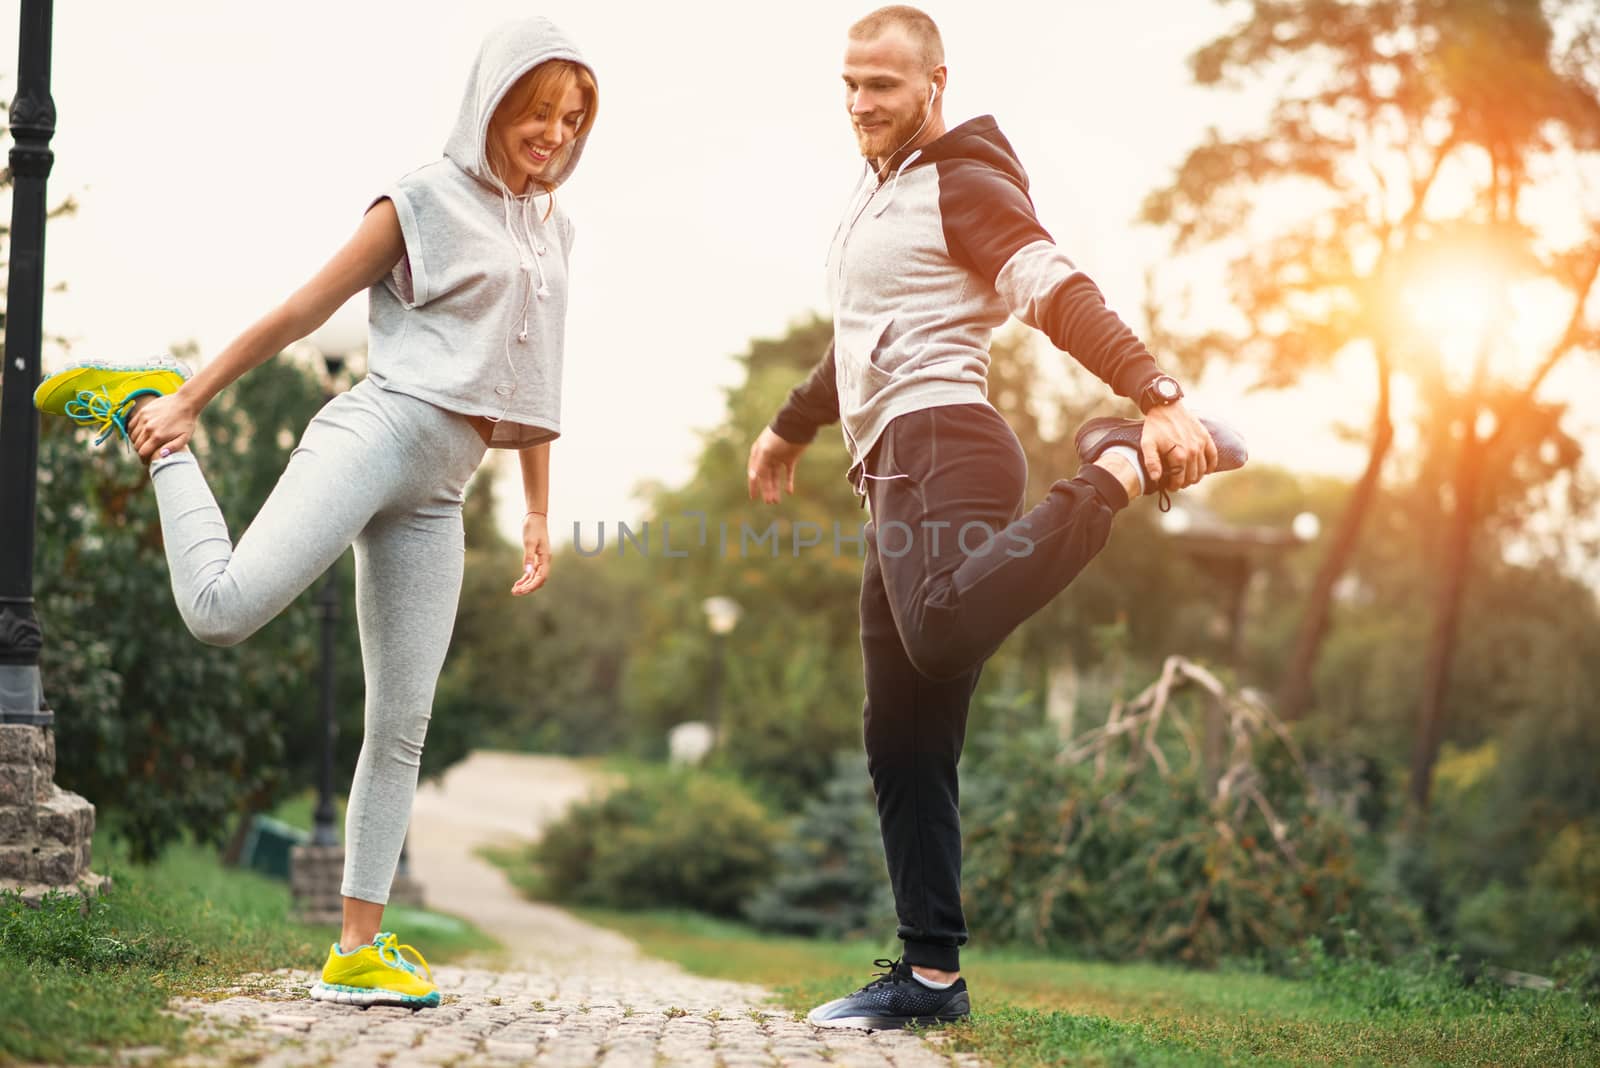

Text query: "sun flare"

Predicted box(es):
[1407, 264, 1502, 334]
[1389, 246, 1555, 382]
[1395, 250, 1572, 385]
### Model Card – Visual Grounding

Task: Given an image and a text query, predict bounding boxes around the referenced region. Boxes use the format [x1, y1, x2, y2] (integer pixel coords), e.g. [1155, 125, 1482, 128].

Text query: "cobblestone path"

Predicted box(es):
[157, 754, 981, 1068]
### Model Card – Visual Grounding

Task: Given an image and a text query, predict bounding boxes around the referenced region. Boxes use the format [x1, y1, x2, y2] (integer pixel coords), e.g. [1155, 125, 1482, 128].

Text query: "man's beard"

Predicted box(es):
[853, 109, 923, 162]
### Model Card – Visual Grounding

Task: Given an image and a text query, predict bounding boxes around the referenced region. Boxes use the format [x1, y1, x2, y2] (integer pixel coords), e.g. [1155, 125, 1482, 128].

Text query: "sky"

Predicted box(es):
[7, 0, 1597, 549]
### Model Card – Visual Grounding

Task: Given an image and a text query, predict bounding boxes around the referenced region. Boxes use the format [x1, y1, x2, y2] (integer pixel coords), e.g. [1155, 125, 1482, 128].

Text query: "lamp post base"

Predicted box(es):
[289, 843, 346, 926]
[289, 843, 427, 922]
[0, 664, 51, 726]
[387, 869, 427, 910]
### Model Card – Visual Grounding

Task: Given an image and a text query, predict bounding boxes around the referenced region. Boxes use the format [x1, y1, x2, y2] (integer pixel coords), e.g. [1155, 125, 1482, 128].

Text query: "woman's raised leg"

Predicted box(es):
[147, 390, 395, 647]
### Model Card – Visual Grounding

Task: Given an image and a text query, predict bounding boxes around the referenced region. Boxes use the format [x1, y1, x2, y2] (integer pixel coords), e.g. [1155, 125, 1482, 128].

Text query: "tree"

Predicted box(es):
[1141, 0, 1600, 765]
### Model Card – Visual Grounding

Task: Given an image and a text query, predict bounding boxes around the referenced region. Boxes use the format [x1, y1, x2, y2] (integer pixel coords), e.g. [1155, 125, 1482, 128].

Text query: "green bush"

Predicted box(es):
[533, 770, 781, 916]
[960, 680, 1416, 967]
[1401, 699, 1600, 973]
[743, 750, 895, 939]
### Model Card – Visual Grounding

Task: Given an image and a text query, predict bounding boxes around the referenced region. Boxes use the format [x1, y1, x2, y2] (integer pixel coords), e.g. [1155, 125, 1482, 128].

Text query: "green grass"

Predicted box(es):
[569, 909, 1600, 1067]
[1, 831, 497, 1065]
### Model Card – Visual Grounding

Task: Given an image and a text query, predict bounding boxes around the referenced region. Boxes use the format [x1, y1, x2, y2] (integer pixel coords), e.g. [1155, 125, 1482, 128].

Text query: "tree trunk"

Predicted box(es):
[1408, 416, 1485, 818]
[1406, 240, 1595, 816]
[1277, 354, 1394, 720]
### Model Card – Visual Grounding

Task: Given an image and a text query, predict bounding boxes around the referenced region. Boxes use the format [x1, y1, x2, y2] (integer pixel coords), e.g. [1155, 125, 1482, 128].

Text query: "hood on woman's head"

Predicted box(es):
[443, 16, 597, 194]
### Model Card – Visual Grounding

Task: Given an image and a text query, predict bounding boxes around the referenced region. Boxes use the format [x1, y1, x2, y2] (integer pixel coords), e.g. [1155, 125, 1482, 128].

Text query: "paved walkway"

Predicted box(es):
[163, 753, 979, 1068]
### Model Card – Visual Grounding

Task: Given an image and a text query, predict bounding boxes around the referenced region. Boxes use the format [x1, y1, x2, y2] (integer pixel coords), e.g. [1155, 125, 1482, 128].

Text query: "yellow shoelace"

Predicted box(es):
[63, 387, 132, 445]
[374, 932, 433, 982]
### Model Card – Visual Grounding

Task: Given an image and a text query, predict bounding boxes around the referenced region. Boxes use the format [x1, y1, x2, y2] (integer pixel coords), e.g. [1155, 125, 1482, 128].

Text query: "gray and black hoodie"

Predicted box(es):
[771, 116, 1166, 494]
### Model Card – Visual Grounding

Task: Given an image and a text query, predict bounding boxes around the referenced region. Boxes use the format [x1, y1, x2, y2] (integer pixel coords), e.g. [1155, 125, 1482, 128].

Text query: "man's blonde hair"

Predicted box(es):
[848, 5, 944, 72]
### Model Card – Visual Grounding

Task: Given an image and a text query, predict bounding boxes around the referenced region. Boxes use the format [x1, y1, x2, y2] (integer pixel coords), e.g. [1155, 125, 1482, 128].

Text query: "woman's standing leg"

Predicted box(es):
[334, 392, 485, 949]
[337, 505, 467, 943]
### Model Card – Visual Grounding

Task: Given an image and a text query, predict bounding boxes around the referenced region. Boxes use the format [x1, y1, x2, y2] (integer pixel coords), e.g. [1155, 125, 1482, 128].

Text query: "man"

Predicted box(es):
[747, 6, 1246, 1030]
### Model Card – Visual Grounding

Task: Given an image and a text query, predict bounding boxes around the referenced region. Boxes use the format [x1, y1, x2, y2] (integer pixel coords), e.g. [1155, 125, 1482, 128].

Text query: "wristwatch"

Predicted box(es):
[1138, 374, 1184, 414]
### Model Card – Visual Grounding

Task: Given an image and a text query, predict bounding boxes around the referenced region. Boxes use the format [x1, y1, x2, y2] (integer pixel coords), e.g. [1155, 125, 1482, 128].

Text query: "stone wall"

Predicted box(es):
[0, 723, 103, 901]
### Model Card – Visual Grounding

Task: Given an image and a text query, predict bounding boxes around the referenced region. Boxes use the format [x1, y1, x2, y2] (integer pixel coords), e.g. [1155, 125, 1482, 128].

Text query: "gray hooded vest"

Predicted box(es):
[365, 17, 595, 449]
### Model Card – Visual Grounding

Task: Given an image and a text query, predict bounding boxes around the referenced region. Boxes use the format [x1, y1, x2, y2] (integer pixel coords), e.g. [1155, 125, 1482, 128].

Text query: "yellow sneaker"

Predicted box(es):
[309, 931, 440, 1008]
[33, 357, 191, 446]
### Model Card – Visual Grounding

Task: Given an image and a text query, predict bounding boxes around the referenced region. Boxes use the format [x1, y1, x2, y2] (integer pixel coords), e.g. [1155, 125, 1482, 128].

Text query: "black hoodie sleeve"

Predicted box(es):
[937, 159, 1164, 403]
[769, 339, 840, 445]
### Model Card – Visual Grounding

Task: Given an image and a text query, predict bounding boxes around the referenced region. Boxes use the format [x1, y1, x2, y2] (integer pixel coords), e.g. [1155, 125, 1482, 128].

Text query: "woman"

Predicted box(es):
[33, 16, 597, 1009]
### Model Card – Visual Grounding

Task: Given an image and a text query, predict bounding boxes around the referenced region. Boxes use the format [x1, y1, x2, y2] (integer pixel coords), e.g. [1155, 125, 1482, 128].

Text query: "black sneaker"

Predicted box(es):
[1074, 414, 1248, 510]
[805, 958, 971, 1031]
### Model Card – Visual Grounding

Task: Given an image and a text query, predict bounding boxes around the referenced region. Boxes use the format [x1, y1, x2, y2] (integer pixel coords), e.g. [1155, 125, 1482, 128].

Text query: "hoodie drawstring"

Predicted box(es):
[500, 189, 551, 343]
[872, 148, 923, 218]
[489, 183, 554, 430]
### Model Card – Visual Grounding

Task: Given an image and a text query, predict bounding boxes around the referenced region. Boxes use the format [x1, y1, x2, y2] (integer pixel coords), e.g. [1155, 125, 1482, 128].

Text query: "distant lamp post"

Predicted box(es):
[1157, 502, 1299, 670]
[1158, 502, 1307, 799]
[702, 596, 742, 730]
[305, 318, 361, 848]
[309, 315, 364, 384]
[1159, 505, 1194, 536]
[300, 314, 424, 910]
[289, 315, 364, 922]
[1291, 511, 1322, 543]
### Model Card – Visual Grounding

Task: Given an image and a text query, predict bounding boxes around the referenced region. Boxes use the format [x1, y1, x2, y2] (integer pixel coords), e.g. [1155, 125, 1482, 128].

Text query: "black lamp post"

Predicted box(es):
[287, 337, 356, 921]
[0, 0, 56, 726]
[701, 596, 742, 730]
[305, 311, 365, 848]
[1158, 504, 1318, 797]
[310, 353, 346, 848]
[302, 325, 419, 901]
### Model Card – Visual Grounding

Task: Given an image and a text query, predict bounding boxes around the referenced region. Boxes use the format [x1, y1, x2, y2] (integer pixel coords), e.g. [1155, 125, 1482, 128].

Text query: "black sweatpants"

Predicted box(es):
[857, 402, 1129, 971]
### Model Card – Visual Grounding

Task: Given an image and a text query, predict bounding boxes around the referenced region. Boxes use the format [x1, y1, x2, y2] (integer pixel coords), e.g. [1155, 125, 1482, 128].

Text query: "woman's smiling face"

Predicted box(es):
[489, 74, 589, 194]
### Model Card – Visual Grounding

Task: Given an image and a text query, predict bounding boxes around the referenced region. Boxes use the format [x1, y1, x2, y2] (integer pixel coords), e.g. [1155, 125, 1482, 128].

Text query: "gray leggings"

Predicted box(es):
[149, 377, 487, 903]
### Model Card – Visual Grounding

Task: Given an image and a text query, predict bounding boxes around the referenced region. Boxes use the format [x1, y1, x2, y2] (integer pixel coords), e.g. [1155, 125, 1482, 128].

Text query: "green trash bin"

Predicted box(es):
[241, 815, 309, 880]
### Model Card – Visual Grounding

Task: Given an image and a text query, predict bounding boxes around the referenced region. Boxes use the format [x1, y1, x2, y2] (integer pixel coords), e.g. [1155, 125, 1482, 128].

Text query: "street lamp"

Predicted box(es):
[701, 596, 742, 730]
[1158, 505, 1193, 536]
[1291, 511, 1322, 542]
[305, 316, 362, 848]
[0, 0, 57, 726]
[1156, 501, 1298, 671]
[0, 0, 102, 900]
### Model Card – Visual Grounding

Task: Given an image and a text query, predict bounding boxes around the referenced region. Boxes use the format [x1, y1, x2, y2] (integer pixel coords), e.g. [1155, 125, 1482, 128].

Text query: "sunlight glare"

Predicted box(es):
[1405, 262, 1504, 369]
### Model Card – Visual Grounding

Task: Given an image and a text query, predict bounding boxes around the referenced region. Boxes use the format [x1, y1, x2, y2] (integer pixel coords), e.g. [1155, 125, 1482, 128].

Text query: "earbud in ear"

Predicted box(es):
[929, 82, 940, 103]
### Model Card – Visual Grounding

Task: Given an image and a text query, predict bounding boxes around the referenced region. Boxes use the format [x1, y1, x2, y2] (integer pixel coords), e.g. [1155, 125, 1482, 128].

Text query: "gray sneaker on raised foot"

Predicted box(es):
[1074, 414, 1248, 510]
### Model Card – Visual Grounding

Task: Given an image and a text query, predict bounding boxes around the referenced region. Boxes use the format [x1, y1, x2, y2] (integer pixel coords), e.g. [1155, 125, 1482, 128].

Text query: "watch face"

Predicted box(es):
[1157, 378, 1179, 400]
